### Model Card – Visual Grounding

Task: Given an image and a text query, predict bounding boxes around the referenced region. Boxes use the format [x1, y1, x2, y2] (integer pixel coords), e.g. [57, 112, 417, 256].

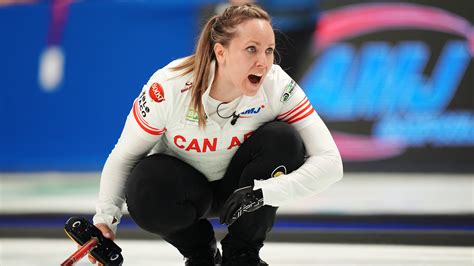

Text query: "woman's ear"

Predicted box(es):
[214, 43, 225, 64]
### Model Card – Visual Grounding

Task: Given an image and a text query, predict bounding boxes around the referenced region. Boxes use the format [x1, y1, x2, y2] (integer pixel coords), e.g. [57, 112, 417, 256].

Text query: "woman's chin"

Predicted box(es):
[243, 82, 261, 96]
[243, 88, 259, 97]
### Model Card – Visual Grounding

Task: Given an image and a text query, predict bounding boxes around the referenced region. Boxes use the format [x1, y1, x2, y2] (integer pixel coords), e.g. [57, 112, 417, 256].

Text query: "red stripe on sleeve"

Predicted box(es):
[286, 107, 315, 124]
[277, 98, 308, 121]
[132, 100, 166, 136]
[133, 100, 159, 129]
[282, 101, 311, 123]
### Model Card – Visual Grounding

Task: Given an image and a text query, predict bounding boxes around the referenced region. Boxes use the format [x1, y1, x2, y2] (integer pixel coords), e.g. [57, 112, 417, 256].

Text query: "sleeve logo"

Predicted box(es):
[280, 80, 296, 103]
[149, 82, 165, 102]
[138, 91, 150, 117]
[271, 165, 287, 178]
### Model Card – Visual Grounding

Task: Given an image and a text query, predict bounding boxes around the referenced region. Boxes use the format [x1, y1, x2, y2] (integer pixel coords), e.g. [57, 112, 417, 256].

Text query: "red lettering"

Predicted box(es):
[186, 139, 202, 152]
[244, 131, 253, 141]
[174, 135, 186, 149]
[174, 136, 219, 153]
[202, 138, 217, 152]
[153, 88, 164, 101]
[227, 136, 242, 150]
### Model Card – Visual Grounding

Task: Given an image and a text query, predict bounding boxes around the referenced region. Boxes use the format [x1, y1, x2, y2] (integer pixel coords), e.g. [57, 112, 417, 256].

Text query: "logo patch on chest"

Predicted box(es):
[184, 107, 207, 124]
[185, 109, 200, 123]
[181, 81, 193, 93]
[239, 105, 265, 118]
[280, 80, 296, 103]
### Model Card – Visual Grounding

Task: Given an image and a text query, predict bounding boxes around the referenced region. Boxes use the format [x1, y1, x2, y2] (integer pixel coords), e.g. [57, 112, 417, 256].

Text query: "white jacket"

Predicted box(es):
[93, 58, 343, 232]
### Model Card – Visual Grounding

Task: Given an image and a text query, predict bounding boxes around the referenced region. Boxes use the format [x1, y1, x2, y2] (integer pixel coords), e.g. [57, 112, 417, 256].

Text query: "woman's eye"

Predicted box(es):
[266, 48, 274, 54]
[246, 46, 256, 53]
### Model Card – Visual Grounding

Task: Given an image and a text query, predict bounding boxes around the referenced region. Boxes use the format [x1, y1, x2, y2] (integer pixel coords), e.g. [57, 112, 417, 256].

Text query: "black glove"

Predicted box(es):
[220, 186, 264, 226]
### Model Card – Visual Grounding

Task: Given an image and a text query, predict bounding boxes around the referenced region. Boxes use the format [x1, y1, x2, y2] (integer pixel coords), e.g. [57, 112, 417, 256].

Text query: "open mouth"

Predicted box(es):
[248, 74, 262, 85]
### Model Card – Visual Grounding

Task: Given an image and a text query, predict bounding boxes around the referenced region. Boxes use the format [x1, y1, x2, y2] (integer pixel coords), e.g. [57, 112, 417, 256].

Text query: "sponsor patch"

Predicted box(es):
[271, 165, 287, 178]
[185, 108, 200, 123]
[239, 105, 264, 117]
[280, 80, 296, 103]
[149, 82, 165, 102]
[181, 81, 193, 93]
[138, 91, 150, 118]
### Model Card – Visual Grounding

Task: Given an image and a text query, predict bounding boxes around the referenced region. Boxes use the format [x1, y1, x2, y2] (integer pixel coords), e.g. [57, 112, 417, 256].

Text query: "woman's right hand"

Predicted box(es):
[82, 223, 115, 265]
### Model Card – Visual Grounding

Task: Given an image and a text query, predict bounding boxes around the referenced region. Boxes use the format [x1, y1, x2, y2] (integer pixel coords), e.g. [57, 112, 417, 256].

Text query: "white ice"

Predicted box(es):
[1, 239, 473, 266]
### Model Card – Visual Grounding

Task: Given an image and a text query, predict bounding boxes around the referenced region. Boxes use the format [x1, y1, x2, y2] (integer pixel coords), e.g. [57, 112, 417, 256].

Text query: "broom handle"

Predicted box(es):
[61, 237, 98, 266]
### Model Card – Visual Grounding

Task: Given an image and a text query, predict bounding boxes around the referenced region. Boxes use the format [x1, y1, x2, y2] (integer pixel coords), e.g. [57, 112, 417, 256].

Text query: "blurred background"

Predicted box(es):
[1, 0, 473, 265]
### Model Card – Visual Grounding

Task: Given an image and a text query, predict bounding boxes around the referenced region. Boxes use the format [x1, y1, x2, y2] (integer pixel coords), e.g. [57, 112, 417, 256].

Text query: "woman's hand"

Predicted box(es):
[80, 223, 115, 265]
[220, 186, 264, 226]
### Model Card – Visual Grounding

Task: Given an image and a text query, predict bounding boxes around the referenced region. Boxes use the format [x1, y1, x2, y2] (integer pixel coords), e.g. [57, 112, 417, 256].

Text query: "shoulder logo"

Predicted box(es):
[280, 80, 296, 103]
[138, 90, 150, 118]
[149, 82, 165, 102]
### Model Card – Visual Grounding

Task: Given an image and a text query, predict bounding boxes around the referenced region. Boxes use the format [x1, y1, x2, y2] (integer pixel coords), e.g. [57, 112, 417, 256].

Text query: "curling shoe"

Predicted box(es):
[184, 247, 222, 266]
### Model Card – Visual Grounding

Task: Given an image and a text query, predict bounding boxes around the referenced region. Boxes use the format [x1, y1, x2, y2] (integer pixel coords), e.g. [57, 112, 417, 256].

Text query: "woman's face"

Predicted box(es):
[215, 18, 275, 96]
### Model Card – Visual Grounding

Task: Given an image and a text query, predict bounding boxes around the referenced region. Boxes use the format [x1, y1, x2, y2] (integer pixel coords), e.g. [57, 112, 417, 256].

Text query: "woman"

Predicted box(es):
[91, 4, 342, 266]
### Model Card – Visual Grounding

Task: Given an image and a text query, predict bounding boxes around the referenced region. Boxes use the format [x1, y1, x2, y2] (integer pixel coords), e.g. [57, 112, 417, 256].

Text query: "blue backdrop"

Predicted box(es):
[0, 1, 221, 171]
[1, 0, 472, 172]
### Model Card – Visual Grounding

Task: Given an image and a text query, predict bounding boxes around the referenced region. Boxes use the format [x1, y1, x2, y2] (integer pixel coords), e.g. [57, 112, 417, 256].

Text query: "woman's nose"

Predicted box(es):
[255, 52, 267, 68]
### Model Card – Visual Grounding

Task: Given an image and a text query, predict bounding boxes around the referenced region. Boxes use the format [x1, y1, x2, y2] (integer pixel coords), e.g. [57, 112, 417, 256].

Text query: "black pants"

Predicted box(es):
[125, 121, 305, 257]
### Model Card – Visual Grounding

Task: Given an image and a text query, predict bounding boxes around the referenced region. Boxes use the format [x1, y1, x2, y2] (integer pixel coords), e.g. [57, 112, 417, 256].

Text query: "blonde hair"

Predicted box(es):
[171, 4, 272, 128]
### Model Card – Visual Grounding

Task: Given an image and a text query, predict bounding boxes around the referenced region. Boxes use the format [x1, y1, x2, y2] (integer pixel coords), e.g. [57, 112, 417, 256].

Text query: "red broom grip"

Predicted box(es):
[61, 237, 98, 266]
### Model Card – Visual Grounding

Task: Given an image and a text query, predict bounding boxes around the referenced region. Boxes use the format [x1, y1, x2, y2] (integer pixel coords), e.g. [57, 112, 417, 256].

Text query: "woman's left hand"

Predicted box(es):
[220, 186, 264, 226]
